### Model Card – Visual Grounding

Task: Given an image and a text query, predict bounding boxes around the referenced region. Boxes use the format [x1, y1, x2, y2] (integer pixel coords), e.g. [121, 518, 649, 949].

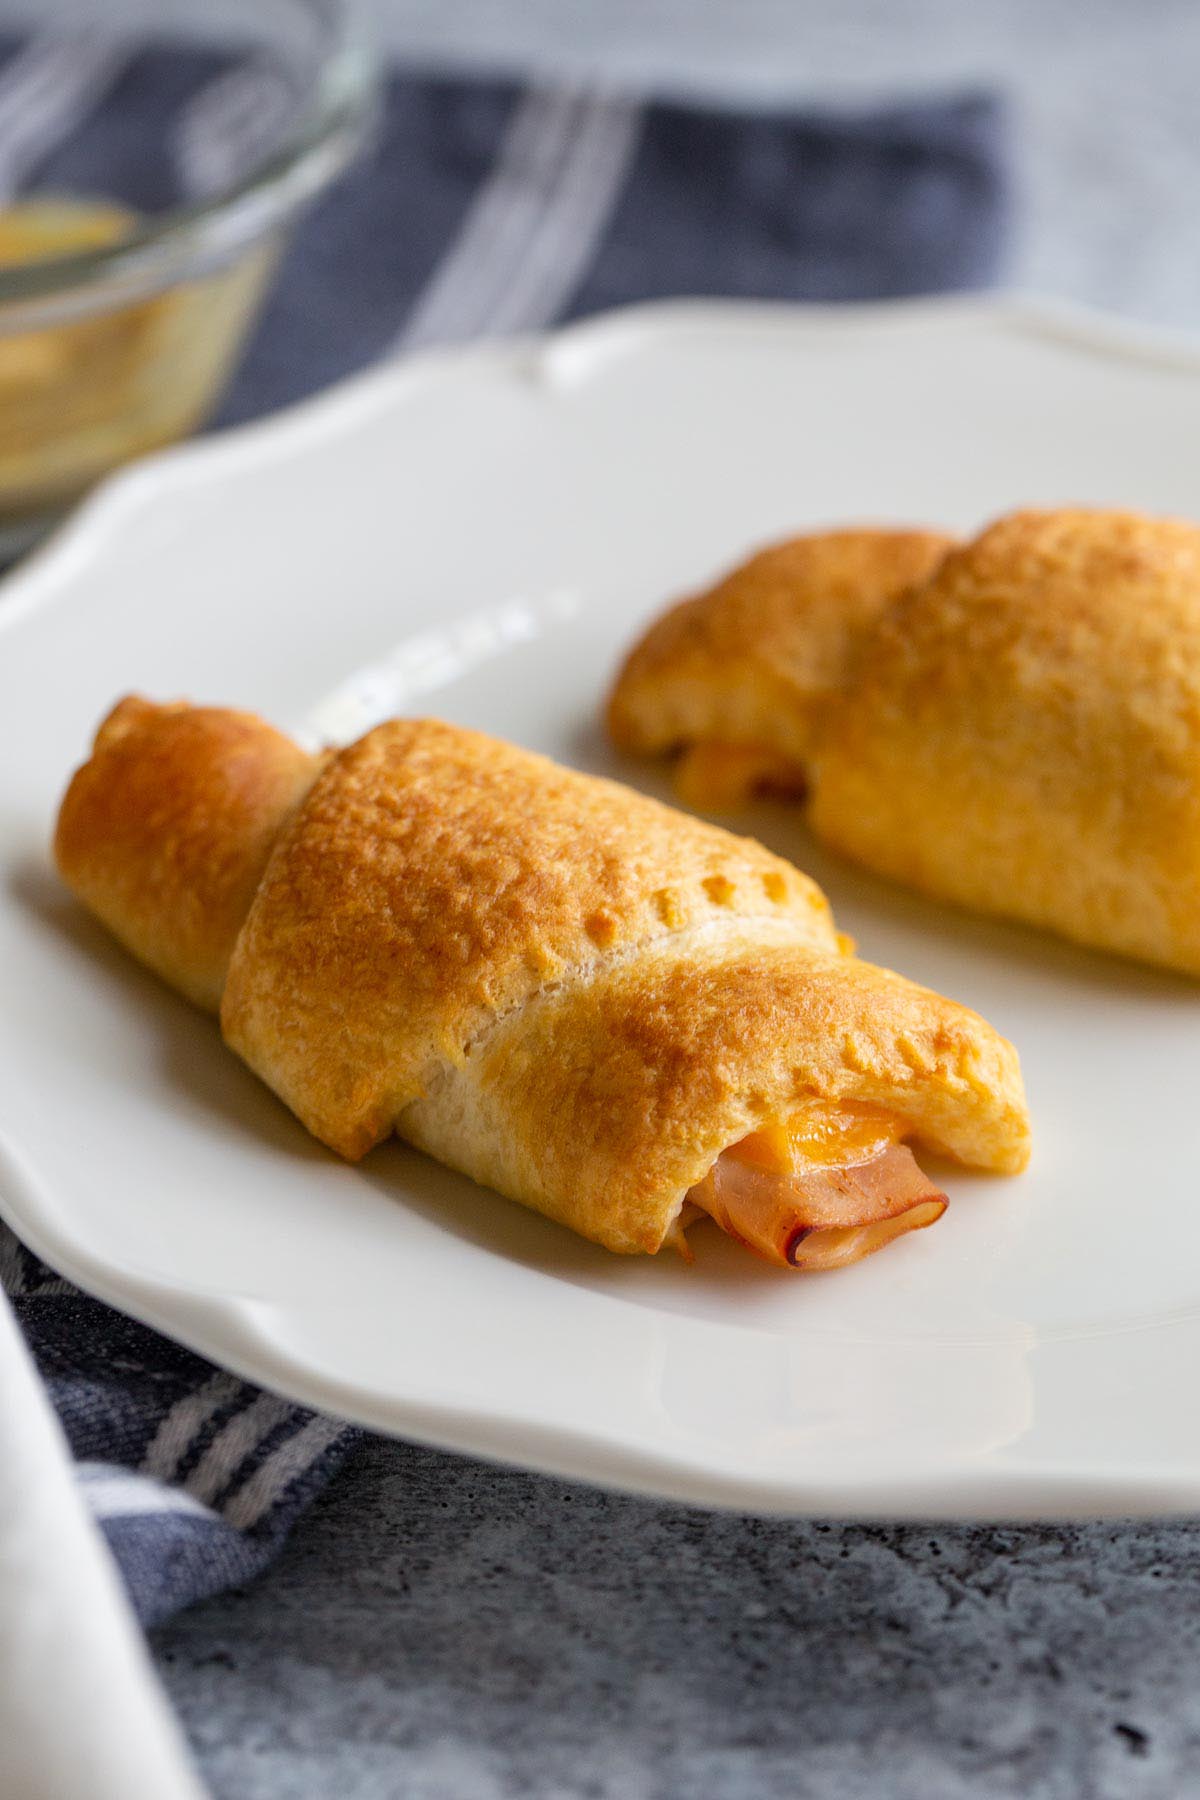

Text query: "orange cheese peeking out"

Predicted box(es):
[687, 1100, 947, 1272]
[673, 739, 808, 813]
[730, 1099, 904, 1174]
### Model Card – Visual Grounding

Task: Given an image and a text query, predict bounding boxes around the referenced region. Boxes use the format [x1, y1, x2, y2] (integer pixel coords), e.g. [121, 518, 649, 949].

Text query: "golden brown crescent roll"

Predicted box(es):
[809, 508, 1200, 974]
[53, 696, 321, 1010]
[56, 698, 1029, 1269]
[606, 527, 955, 809]
[609, 507, 1200, 976]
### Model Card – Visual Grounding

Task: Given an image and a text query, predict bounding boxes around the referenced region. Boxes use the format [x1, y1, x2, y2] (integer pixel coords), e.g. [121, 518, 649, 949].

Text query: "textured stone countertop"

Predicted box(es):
[156, 1438, 1200, 1799]
[151, 3, 1200, 1795]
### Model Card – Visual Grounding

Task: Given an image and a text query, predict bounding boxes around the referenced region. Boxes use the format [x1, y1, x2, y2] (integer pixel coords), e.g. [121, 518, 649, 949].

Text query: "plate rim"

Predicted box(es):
[6, 291, 1200, 1521]
[6, 288, 1200, 643]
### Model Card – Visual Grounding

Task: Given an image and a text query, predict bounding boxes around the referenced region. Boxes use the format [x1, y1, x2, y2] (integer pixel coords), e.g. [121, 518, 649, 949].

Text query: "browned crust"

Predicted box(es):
[605, 527, 956, 769]
[433, 938, 1030, 1254]
[53, 696, 319, 1010]
[221, 717, 840, 1159]
[54, 700, 1031, 1257]
[810, 508, 1200, 973]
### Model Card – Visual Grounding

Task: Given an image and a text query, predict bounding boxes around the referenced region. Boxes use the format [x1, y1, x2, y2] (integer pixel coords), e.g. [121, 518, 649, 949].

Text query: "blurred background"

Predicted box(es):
[13, 0, 1199, 324]
[385, 0, 1200, 329]
[0, 0, 1189, 553]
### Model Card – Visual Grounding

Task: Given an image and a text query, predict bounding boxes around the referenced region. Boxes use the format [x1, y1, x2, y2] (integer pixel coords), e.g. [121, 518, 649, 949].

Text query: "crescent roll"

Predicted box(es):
[810, 509, 1200, 973]
[607, 528, 956, 808]
[55, 697, 1029, 1270]
[609, 508, 1200, 976]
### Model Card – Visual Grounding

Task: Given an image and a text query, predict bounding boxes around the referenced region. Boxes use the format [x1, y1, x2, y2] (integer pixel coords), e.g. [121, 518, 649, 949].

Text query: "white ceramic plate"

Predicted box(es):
[4, 297, 1200, 1520]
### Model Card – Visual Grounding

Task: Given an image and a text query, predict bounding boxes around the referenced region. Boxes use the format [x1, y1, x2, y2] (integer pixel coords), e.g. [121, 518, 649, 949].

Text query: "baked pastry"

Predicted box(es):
[809, 509, 1200, 974]
[607, 527, 955, 808]
[55, 697, 1030, 1270]
[609, 508, 1200, 975]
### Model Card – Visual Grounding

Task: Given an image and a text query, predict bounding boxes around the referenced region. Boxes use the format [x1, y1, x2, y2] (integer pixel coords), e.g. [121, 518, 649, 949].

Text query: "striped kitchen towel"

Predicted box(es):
[224, 73, 1011, 423]
[3, 1231, 354, 1629]
[0, 33, 1010, 1628]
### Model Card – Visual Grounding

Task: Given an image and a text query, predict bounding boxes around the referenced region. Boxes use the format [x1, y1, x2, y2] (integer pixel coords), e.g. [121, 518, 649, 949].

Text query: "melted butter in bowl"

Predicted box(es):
[0, 197, 274, 531]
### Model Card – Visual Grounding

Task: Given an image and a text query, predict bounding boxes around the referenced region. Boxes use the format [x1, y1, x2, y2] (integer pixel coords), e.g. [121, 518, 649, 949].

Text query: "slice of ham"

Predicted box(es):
[687, 1141, 948, 1272]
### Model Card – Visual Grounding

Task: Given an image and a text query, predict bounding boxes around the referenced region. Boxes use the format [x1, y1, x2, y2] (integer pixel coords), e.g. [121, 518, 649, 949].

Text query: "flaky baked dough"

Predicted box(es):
[53, 697, 320, 1010]
[55, 698, 1029, 1255]
[810, 509, 1200, 974]
[606, 528, 955, 769]
[609, 508, 1200, 977]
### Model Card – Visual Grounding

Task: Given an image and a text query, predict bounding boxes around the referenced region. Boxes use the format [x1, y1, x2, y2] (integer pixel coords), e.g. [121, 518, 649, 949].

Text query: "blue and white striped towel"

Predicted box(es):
[0, 34, 1010, 1629]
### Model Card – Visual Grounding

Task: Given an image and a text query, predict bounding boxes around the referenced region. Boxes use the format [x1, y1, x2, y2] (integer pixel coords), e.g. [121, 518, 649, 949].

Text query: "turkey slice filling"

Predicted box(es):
[685, 1102, 948, 1271]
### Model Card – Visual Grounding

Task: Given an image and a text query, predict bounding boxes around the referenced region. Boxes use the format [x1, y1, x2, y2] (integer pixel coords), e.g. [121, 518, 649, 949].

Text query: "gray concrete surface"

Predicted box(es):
[149, 4, 1200, 1796]
[154, 1436, 1200, 1800]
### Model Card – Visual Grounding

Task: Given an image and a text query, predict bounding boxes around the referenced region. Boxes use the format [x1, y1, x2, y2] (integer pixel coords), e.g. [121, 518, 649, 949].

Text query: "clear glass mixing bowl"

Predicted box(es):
[0, 0, 376, 553]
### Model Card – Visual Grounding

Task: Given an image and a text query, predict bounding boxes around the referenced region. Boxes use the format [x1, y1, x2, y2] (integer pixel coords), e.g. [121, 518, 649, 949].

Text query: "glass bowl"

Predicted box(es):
[0, 0, 376, 555]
